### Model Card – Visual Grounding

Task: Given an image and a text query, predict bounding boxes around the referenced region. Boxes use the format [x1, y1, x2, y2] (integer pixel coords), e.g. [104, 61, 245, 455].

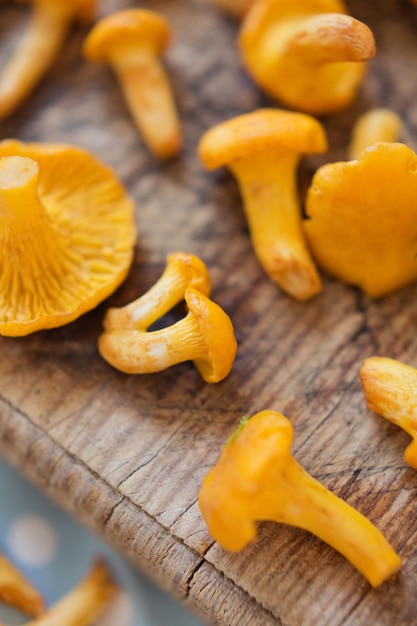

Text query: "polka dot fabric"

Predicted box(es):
[0, 459, 204, 626]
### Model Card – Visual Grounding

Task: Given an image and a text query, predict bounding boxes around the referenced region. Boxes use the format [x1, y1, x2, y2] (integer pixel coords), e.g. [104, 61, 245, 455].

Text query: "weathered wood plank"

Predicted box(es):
[1, 0, 417, 624]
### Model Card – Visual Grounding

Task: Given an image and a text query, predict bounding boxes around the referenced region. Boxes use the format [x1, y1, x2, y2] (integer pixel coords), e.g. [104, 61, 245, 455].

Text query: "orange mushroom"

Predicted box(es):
[104, 251, 211, 331]
[0, 140, 136, 336]
[0, 0, 95, 119]
[360, 356, 417, 469]
[99, 287, 237, 383]
[198, 108, 326, 300]
[21, 559, 118, 626]
[239, 0, 376, 115]
[348, 108, 403, 160]
[0, 552, 44, 617]
[199, 410, 401, 587]
[83, 9, 182, 160]
[303, 142, 417, 298]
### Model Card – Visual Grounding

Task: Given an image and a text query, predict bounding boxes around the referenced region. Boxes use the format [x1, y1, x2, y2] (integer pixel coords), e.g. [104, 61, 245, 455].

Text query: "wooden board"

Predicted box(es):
[1, 0, 417, 624]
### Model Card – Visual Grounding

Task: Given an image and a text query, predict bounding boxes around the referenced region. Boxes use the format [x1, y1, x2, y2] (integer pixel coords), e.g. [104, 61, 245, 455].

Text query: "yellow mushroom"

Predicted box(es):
[360, 356, 417, 469]
[104, 251, 211, 331]
[0, 552, 44, 617]
[303, 142, 417, 298]
[0, 140, 136, 336]
[199, 410, 401, 587]
[348, 108, 403, 160]
[0, 0, 95, 119]
[83, 9, 182, 160]
[239, 0, 376, 115]
[211, 0, 256, 19]
[198, 108, 326, 301]
[21, 559, 118, 626]
[99, 287, 237, 383]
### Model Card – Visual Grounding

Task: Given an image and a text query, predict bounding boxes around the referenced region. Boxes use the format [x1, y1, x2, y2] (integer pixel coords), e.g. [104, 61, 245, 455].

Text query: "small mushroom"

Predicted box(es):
[99, 287, 237, 383]
[198, 108, 326, 301]
[104, 251, 211, 331]
[199, 410, 401, 587]
[303, 142, 417, 298]
[0, 0, 95, 119]
[348, 108, 403, 160]
[211, 0, 256, 19]
[239, 0, 376, 115]
[0, 552, 44, 617]
[0, 140, 136, 336]
[21, 559, 117, 626]
[83, 9, 182, 160]
[360, 356, 417, 469]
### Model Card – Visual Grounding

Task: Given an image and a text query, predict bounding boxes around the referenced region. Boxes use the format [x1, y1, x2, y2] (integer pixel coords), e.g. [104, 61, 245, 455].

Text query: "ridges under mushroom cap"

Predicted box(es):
[0, 140, 136, 336]
[83, 9, 171, 62]
[198, 108, 328, 170]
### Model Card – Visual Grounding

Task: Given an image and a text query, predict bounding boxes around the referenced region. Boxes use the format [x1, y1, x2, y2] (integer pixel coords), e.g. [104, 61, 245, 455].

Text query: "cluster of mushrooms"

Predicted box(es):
[1, 0, 417, 596]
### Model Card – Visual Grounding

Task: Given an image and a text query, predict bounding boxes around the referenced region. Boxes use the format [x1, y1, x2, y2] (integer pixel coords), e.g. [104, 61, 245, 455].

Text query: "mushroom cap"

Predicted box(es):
[198, 108, 327, 170]
[184, 287, 237, 383]
[241, 0, 347, 35]
[199, 410, 293, 551]
[83, 9, 171, 62]
[303, 142, 417, 298]
[239, 0, 374, 115]
[0, 140, 136, 336]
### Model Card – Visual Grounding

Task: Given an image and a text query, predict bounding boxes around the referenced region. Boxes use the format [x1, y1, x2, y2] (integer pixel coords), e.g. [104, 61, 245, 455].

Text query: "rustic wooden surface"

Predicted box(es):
[1, 0, 417, 624]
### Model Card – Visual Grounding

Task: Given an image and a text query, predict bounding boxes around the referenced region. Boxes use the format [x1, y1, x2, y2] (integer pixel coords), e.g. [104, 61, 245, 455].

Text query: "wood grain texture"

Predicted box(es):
[1, 0, 417, 624]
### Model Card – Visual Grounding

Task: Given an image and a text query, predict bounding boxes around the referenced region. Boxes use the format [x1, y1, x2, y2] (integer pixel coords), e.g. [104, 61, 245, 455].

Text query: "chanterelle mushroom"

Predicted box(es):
[348, 108, 403, 160]
[0, 0, 95, 119]
[360, 356, 417, 469]
[303, 142, 417, 298]
[198, 108, 326, 301]
[239, 0, 376, 115]
[99, 286, 237, 383]
[0, 140, 136, 336]
[199, 410, 401, 587]
[83, 9, 182, 160]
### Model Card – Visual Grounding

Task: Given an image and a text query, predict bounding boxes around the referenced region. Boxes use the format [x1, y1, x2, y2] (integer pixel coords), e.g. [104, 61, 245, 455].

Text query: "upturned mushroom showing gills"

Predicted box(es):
[199, 410, 401, 587]
[0, 0, 95, 119]
[198, 108, 326, 301]
[0, 140, 136, 336]
[303, 142, 417, 298]
[239, 0, 376, 115]
[83, 9, 182, 160]
[104, 251, 211, 332]
[360, 357, 417, 470]
[99, 287, 237, 383]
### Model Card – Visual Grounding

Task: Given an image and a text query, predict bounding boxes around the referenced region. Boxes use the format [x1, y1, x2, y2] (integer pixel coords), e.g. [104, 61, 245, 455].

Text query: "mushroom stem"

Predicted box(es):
[99, 312, 207, 374]
[108, 48, 182, 160]
[103, 252, 211, 331]
[254, 454, 399, 588]
[360, 356, 417, 469]
[0, 5, 72, 119]
[0, 156, 46, 226]
[230, 150, 321, 300]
